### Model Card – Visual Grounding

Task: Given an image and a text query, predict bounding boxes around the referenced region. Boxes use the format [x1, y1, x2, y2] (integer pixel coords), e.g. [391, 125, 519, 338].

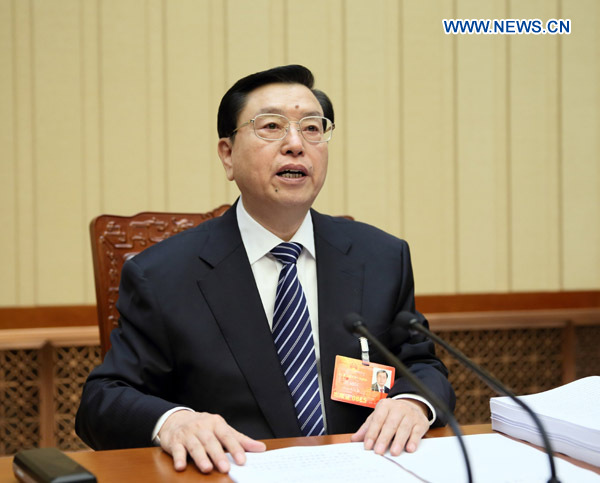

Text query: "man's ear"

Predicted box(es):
[217, 137, 234, 181]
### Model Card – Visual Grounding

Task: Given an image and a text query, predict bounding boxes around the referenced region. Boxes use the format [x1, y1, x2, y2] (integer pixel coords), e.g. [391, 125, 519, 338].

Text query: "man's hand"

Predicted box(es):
[158, 410, 266, 473]
[351, 398, 429, 456]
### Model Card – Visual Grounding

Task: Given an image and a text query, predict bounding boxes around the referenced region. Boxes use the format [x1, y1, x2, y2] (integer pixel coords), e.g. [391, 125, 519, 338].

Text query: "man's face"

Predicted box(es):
[377, 372, 388, 386]
[218, 83, 329, 221]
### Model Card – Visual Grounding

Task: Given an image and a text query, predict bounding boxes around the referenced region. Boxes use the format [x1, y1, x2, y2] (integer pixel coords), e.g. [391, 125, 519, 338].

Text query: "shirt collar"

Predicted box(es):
[236, 197, 315, 264]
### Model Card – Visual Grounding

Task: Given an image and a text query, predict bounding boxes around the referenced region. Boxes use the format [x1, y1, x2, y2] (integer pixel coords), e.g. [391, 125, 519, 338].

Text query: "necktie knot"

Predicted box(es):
[271, 242, 303, 265]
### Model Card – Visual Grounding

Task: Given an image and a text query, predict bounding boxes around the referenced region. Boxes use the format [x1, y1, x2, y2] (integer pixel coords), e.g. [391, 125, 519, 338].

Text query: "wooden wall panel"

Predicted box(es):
[33, 1, 86, 304]
[380, 0, 402, 238]
[0, 0, 17, 305]
[1, 0, 599, 308]
[13, 0, 36, 305]
[561, 0, 600, 289]
[206, 0, 229, 205]
[225, 0, 285, 83]
[146, 0, 166, 211]
[455, 0, 509, 292]
[100, 0, 155, 214]
[164, 0, 217, 211]
[402, 1, 456, 294]
[509, 0, 561, 291]
[344, 2, 401, 232]
[81, 1, 101, 303]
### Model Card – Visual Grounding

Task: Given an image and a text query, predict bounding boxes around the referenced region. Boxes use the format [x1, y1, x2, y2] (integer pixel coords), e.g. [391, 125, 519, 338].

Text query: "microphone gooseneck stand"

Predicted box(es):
[343, 313, 473, 483]
[395, 311, 560, 483]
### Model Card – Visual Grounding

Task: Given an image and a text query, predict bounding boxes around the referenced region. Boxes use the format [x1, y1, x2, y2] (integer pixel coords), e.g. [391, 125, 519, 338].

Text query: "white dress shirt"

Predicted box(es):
[236, 198, 328, 429]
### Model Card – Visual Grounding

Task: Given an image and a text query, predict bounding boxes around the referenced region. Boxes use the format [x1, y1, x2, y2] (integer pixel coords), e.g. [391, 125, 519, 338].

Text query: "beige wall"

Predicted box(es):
[1, 0, 599, 306]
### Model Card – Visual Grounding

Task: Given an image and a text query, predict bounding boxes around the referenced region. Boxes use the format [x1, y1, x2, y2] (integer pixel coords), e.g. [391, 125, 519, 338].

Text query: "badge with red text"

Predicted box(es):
[331, 356, 395, 408]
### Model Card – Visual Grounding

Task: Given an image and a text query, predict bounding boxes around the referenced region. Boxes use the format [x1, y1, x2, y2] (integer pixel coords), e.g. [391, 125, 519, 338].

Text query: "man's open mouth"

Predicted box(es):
[277, 169, 306, 179]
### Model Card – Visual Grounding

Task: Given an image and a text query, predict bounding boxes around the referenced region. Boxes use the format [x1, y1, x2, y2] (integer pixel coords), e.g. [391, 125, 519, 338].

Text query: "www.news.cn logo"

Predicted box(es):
[443, 18, 571, 35]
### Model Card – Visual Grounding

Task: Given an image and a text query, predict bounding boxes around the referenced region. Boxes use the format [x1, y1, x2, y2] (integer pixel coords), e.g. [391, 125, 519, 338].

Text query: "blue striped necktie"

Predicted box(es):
[270, 242, 325, 437]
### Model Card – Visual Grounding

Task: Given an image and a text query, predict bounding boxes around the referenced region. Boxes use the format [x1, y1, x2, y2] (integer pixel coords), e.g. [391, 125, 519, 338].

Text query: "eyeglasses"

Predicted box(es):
[231, 113, 334, 143]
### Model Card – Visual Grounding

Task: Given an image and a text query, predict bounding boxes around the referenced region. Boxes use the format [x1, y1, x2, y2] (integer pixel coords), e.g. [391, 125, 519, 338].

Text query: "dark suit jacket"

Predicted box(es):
[76, 205, 455, 450]
[371, 384, 390, 394]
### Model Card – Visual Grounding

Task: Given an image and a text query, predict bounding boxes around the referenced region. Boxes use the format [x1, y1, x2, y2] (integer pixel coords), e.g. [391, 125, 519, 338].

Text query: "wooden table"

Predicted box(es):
[1, 425, 597, 482]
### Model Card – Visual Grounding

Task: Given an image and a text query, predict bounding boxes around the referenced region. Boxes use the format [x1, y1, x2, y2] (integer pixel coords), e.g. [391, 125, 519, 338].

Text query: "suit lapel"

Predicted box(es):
[195, 206, 301, 437]
[312, 211, 372, 432]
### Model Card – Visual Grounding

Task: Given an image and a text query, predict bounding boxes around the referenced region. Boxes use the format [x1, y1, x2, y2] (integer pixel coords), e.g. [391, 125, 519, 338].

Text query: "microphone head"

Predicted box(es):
[393, 311, 421, 330]
[343, 313, 365, 336]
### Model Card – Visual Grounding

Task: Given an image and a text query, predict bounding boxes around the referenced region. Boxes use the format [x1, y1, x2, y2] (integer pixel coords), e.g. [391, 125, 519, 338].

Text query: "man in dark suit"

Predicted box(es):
[76, 65, 455, 475]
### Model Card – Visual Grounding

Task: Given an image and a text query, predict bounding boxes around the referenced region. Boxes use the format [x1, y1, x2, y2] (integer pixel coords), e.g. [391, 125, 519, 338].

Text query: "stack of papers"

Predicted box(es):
[490, 375, 600, 467]
[228, 434, 600, 482]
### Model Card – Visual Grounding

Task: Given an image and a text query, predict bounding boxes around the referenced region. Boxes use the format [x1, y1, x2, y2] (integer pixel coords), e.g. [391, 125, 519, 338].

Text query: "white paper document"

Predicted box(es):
[228, 434, 600, 483]
[389, 433, 599, 482]
[229, 442, 422, 483]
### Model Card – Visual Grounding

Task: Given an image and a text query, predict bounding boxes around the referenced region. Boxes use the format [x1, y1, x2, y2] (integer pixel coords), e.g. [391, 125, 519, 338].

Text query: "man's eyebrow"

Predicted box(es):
[256, 107, 285, 115]
[254, 107, 324, 117]
[302, 110, 325, 117]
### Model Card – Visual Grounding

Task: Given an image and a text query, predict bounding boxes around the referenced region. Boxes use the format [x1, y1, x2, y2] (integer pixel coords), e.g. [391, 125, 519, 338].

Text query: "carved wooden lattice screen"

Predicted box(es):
[0, 349, 40, 455]
[53, 346, 102, 451]
[433, 327, 564, 424]
[575, 326, 600, 379]
[1, 325, 598, 455]
[0, 345, 101, 456]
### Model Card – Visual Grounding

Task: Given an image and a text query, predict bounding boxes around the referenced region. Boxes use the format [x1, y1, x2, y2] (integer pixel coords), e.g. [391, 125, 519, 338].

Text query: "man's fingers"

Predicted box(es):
[371, 402, 404, 455]
[363, 400, 394, 452]
[169, 443, 189, 472]
[388, 417, 416, 456]
[354, 398, 430, 455]
[186, 439, 216, 474]
[214, 421, 266, 465]
[239, 434, 267, 453]
[404, 425, 426, 453]
[159, 411, 266, 473]
[214, 430, 248, 467]
[200, 437, 230, 473]
[350, 418, 370, 443]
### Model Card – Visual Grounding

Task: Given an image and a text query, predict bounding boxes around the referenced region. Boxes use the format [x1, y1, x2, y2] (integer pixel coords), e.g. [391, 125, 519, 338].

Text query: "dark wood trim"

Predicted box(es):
[0, 305, 97, 330]
[427, 308, 600, 331]
[0, 327, 99, 350]
[416, 291, 600, 313]
[0, 291, 598, 329]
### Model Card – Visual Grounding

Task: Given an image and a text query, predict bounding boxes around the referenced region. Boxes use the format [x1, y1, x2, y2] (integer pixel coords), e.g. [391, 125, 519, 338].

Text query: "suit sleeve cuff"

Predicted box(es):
[391, 394, 436, 426]
[151, 407, 194, 446]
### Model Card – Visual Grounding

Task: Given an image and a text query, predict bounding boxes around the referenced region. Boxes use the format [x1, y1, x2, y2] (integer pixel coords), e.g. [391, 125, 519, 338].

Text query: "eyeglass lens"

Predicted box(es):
[253, 114, 332, 142]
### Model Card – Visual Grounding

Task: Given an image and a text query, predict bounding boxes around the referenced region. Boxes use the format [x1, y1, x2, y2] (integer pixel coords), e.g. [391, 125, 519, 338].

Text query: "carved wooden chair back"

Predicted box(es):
[90, 205, 231, 357]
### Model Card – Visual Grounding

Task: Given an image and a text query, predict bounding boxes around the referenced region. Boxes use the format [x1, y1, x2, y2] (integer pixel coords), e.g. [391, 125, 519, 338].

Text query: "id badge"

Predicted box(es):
[331, 355, 395, 408]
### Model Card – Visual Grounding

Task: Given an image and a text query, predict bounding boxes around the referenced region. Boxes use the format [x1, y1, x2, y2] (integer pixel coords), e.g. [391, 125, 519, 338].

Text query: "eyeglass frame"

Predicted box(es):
[230, 113, 335, 143]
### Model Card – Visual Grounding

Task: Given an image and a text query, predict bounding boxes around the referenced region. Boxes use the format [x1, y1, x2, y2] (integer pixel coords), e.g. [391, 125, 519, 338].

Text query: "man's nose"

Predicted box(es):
[281, 122, 304, 155]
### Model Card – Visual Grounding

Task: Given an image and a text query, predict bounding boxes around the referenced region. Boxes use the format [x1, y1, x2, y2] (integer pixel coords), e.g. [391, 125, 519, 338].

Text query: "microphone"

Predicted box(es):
[343, 313, 473, 483]
[395, 311, 560, 483]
